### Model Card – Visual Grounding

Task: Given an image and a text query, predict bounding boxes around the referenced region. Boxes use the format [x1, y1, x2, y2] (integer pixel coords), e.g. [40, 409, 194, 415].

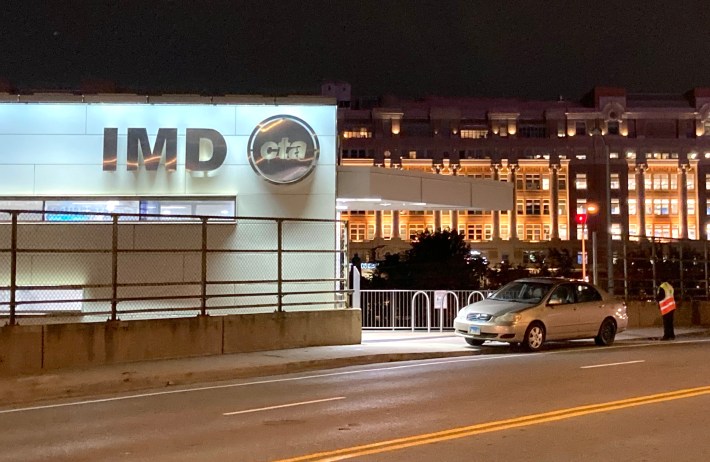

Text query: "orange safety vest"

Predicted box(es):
[658, 282, 676, 315]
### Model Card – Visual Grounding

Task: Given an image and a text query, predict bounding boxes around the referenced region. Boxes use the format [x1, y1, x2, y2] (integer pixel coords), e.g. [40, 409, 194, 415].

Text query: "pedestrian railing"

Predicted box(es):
[0, 209, 350, 325]
[359, 289, 489, 331]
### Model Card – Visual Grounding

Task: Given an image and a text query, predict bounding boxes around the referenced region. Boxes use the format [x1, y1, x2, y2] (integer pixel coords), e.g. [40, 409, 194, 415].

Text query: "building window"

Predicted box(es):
[705, 199, 710, 215]
[688, 199, 696, 215]
[526, 199, 541, 215]
[610, 173, 620, 190]
[576, 199, 587, 214]
[558, 177, 567, 190]
[670, 174, 678, 190]
[628, 176, 636, 190]
[383, 224, 392, 239]
[575, 121, 586, 136]
[484, 225, 493, 241]
[516, 174, 524, 190]
[644, 175, 652, 190]
[500, 224, 510, 240]
[607, 121, 620, 135]
[559, 224, 568, 240]
[525, 225, 542, 241]
[342, 128, 372, 139]
[525, 174, 541, 190]
[350, 224, 366, 242]
[519, 125, 546, 138]
[611, 199, 621, 215]
[543, 200, 550, 215]
[628, 199, 637, 215]
[409, 224, 426, 240]
[516, 199, 524, 214]
[558, 199, 567, 216]
[611, 223, 622, 240]
[467, 224, 484, 241]
[542, 175, 550, 190]
[367, 224, 375, 240]
[575, 174, 587, 190]
[653, 174, 669, 190]
[653, 199, 670, 215]
[688, 176, 695, 190]
[460, 129, 488, 139]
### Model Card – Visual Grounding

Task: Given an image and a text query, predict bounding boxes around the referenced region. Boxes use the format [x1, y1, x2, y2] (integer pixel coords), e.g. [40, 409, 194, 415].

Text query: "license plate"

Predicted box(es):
[469, 326, 481, 335]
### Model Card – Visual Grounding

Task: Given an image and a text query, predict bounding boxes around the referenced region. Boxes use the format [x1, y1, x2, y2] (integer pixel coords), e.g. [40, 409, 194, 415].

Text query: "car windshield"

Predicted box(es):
[489, 281, 553, 304]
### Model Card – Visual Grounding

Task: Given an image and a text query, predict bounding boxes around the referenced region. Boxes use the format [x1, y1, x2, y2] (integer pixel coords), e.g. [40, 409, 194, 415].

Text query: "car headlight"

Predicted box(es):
[496, 312, 523, 324]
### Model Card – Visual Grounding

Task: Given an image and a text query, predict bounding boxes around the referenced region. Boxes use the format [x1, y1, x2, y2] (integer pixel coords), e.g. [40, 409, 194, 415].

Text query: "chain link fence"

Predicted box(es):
[609, 234, 710, 302]
[0, 210, 348, 325]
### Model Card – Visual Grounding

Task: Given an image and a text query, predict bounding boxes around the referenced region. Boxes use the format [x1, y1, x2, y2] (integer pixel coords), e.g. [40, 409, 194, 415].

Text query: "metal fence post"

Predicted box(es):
[651, 237, 657, 295]
[110, 215, 118, 321]
[277, 219, 283, 313]
[9, 212, 18, 326]
[622, 233, 628, 300]
[679, 244, 684, 300]
[705, 240, 709, 300]
[201, 217, 208, 316]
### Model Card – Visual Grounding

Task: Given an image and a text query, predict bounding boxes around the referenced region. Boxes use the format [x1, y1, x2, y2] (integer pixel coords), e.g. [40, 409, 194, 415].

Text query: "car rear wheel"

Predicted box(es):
[523, 322, 545, 352]
[465, 338, 485, 346]
[595, 318, 617, 346]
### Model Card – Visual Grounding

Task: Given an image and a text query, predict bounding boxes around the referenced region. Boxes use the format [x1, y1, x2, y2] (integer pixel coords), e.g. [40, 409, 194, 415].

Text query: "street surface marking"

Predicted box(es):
[0, 355, 529, 414]
[581, 360, 645, 369]
[3, 339, 710, 414]
[223, 397, 345, 416]
[273, 385, 710, 462]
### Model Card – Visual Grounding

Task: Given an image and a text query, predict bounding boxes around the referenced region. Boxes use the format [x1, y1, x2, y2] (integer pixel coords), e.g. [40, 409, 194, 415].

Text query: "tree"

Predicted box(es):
[369, 229, 487, 289]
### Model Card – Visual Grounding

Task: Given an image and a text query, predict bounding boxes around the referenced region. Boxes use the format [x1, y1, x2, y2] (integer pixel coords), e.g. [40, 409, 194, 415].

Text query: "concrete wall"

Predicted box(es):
[0, 309, 361, 376]
[625, 300, 710, 328]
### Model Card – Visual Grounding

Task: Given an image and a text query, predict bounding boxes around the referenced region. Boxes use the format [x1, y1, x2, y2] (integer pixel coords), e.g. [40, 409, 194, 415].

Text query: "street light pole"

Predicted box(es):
[591, 129, 614, 295]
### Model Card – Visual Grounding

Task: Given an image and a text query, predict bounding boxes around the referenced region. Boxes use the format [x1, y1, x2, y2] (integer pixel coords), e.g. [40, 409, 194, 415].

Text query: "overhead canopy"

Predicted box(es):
[336, 166, 513, 212]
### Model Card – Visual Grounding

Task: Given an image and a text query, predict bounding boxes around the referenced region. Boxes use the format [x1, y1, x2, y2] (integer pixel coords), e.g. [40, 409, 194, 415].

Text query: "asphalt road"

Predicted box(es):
[2, 338, 710, 462]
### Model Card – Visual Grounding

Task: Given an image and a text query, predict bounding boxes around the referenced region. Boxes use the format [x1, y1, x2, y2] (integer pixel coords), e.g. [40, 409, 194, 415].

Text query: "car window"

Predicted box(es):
[549, 284, 575, 305]
[490, 281, 552, 303]
[574, 284, 602, 302]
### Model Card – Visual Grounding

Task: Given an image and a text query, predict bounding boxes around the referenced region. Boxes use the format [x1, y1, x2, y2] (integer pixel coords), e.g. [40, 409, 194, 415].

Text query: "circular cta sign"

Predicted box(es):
[247, 115, 320, 184]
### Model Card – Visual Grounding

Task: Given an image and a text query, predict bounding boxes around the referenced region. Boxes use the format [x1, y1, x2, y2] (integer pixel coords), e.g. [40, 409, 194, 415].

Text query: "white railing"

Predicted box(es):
[359, 289, 489, 331]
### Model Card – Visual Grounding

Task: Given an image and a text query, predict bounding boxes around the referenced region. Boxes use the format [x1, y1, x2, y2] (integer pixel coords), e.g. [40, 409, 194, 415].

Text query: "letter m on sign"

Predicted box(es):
[127, 128, 178, 171]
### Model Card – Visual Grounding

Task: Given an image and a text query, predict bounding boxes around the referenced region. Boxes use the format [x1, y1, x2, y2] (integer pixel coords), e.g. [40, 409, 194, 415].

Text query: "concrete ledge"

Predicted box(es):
[223, 309, 362, 353]
[0, 325, 43, 375]
[626, 300, 710, 328]
[0, 309, 361, 376]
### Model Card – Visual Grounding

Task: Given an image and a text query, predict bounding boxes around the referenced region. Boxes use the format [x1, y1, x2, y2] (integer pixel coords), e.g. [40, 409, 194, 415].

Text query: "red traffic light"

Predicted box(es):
[575, 213, 588, 225]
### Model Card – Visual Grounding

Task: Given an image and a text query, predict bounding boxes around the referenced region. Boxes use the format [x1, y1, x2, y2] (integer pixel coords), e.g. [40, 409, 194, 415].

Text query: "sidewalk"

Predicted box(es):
[1, 327, 709, 407]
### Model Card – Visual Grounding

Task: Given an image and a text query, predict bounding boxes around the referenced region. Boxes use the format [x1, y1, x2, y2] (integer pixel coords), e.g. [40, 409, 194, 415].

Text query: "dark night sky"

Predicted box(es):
[3, 0, 710, 101]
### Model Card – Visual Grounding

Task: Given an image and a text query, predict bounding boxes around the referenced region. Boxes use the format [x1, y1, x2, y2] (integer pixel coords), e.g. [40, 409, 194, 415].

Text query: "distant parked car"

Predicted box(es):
[453, 277, 628, 351]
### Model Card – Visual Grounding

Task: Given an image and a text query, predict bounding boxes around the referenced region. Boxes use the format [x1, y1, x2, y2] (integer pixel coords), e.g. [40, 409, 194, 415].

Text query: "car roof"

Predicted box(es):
[512, 277, 584, 284]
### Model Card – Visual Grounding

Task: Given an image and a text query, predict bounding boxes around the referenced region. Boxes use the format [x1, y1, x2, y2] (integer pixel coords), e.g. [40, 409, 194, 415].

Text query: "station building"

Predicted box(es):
[329, 83, 710, 271]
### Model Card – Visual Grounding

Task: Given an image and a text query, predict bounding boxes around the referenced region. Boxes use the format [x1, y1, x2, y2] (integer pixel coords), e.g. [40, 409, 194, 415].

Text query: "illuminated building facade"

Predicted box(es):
[326, 83, 710, 268]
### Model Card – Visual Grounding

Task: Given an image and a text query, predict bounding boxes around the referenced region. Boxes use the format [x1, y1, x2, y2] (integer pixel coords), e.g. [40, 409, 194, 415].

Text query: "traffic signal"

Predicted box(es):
[575, 213, 588, 225]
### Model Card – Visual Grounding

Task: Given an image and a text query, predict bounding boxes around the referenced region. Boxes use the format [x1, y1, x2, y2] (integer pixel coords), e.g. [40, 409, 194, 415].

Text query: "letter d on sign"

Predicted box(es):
[185, 129, 227, 171]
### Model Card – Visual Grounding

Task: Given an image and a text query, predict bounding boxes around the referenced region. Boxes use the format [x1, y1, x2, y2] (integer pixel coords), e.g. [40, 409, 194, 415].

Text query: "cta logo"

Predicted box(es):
[247, 115, 319, 184]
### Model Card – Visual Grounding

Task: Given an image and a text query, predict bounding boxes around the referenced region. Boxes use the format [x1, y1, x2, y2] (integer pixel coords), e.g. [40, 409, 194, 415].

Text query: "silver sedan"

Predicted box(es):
[453, 277, 628, 351]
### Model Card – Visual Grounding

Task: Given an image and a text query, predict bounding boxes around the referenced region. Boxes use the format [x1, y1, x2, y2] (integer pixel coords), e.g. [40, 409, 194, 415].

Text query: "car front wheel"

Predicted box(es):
[595, 318, 617, 346]
[465, 338, 485, 346]
[523, 322, 545, 352]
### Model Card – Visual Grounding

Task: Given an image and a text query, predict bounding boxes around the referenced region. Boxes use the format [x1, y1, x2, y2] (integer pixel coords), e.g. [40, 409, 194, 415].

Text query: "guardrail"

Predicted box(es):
[359, 289, 489, 331]
[0, 209, 349, 325]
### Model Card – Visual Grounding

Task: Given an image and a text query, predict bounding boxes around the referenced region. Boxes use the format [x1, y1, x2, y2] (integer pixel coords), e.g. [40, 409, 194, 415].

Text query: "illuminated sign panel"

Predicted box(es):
[247, 115, 319, 184]
[0, 102, 337, 219]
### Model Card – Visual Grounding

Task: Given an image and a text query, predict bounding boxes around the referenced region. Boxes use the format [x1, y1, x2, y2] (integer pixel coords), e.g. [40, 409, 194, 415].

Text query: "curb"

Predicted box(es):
[0, 350, 477, 407]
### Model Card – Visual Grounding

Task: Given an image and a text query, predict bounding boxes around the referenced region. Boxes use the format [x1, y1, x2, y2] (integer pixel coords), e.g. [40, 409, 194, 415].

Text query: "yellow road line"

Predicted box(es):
[273, 385, 710, 462]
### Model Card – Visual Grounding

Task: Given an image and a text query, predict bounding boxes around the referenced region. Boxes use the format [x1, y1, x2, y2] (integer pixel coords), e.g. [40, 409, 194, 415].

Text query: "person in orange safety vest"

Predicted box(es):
[655, 281, 676, 341]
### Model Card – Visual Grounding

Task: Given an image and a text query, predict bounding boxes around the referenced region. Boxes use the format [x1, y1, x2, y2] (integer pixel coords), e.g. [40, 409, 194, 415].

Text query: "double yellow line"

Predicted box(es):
[274, 385, 710, 462]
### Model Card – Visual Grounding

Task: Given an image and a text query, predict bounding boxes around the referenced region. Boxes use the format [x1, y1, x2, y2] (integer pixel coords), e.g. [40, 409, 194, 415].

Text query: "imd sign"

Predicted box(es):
[102, 115, 319, 184]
